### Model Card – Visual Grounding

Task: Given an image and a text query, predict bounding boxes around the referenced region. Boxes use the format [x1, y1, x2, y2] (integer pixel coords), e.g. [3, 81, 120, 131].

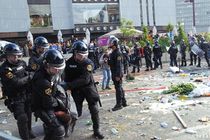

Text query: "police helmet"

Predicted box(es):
[108, 36, 119, 47]
[201, 37, 205, 42]
[4, 43, 22, 56]
[72, 41, 88, 55]
[34, 36, 49, 49]
[43, 49, 65, 69]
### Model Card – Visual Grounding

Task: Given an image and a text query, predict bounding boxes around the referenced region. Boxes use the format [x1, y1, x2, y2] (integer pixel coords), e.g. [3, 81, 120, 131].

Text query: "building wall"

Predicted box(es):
[119, 0, 176, 27]
[119, 0, 141, 26]
[0, 0, 30, 32]
[50, 0, 74, 30]
[154, 0, 176, 26]
[176, 0, 210, 33]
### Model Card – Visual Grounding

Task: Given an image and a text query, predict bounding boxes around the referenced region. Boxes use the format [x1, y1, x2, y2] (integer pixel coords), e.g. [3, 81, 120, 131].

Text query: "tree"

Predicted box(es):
[176, 22, 188, 46]
[120, 18, 136, 38]
[166, 23, 174, 32]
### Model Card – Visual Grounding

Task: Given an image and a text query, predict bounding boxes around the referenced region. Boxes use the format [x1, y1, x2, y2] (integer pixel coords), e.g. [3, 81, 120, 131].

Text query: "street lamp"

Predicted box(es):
[184, 0, 195, 27]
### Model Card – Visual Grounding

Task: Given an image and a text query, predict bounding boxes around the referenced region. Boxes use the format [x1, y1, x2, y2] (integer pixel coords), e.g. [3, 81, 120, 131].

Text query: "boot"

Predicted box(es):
[112, 104, 123, 111]
[92, 114, 104, 139]
[64, 124, 71, 137]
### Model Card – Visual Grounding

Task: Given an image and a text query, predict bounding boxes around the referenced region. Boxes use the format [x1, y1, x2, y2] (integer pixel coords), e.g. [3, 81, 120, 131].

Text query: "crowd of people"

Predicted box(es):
[0, 32, 210, 140]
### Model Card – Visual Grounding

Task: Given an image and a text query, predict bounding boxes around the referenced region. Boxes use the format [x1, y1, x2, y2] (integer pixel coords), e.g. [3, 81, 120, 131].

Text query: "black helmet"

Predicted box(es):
[34, 36, 49, 49]
[201, 37, 205, 42]
[4, 43, 22, 56]
[72, 41, 88, 55]
[108, 36, 119, 46]
[43, 49, 65, 69]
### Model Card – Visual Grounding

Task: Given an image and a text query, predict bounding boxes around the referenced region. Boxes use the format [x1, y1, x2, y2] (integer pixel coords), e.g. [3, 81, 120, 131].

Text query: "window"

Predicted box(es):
[72, 3, 119, 24]
[28, 4, 52, 27]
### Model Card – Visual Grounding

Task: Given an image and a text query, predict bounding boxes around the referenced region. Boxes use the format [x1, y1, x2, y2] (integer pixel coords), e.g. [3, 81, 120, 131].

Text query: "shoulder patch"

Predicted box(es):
[5, 72, 14, 79]
[31, 64, 37, 70]
[117, 56, 122, 61]
[45, 88, 52, 95]
[87, 64, 93, 71]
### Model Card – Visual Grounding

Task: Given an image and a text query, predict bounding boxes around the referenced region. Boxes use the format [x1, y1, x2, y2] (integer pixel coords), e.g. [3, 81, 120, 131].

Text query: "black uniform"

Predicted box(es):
[64, 57, 102, 137]
[131, 45, 141, 73]
[180, 41, 187, 66]
[153, 43, 162, 69]
[109, 47, 127, 107]
[28, 49, 43, 72]
[197, 41, 210, 67]
[0, 60, 33, 140]
[88, 45, 96, 70]
[189, 41, 197, 66]
[120, 45, 130, 74]
[168, 44, 178, 67]
[144, 44, 153, 70]
[32, 67, 66, 140]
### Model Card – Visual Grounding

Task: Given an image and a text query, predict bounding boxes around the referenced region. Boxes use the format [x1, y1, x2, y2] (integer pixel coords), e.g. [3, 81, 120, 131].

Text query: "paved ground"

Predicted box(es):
[1, 62, 210, 140]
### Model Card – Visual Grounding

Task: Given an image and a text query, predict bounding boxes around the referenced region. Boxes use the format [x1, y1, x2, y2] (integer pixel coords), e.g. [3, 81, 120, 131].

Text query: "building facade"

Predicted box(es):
[0, 0, 177, 41]
[176, 0, 210, 33]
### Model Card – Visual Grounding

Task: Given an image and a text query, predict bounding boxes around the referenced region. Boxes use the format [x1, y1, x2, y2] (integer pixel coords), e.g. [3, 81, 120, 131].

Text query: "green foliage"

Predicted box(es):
[162, 83, 196, 95]
[166, 23, 174, 32]
[142, 25, 149, 41]
[176, 22, 189, 50]
[202, 32, 210, 42]
[158, 36, 170, 52]
[120, 18, 136, 37]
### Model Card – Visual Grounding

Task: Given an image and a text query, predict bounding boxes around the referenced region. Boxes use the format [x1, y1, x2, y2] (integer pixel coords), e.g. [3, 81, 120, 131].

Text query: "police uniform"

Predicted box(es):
[144, 43, 153, 71]
[131, 45, 141, 73]
[32, 67, 66, 140]
[64, 57, 103, 137]
[120, 45, 130, 74]
[28, 49, 43, 72]
[0, 60, 34, 140]
[197, 39, 210, 67]
[153, 42, 163, 69]
[180, 41, 187, 66]
[168, 43, 178, 67]
[109, 47, 127, 108]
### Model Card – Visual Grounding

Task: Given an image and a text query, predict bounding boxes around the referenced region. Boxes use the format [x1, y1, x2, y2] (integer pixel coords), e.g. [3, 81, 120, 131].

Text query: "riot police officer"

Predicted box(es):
[0, 43, 35, 140]
[153, 41, 163, 69]
[189, 36, 197, 66]
[131, 43, 141, 73]
[64, 41, 104, 139]
[120, 44, 130, 74]
[144, 41, 153, 71]
[168, 41, 178, 67]
[180, 39, 187, 66]
[88, 42, 97, 72]
[197, 37, 210, 67]
[28, 36, 49, 72]
[108, 36, 127, 111]
[32, 49, 68, 140]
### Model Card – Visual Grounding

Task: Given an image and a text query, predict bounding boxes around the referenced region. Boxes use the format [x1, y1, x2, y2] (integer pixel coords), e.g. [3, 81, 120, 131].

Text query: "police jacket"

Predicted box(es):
[144, 46, 152, 57]
[180, 43, 187, 55]
[153, 45, 162, 57]
[168, 45, 178, 56]
[200, 42, 209, 52]
[32, 67, 59, 111]
[28, 50, 43, 72]
[0, 60, 30, 98]
[64, 57, 99, 100]
[108, 48, 123, 78]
